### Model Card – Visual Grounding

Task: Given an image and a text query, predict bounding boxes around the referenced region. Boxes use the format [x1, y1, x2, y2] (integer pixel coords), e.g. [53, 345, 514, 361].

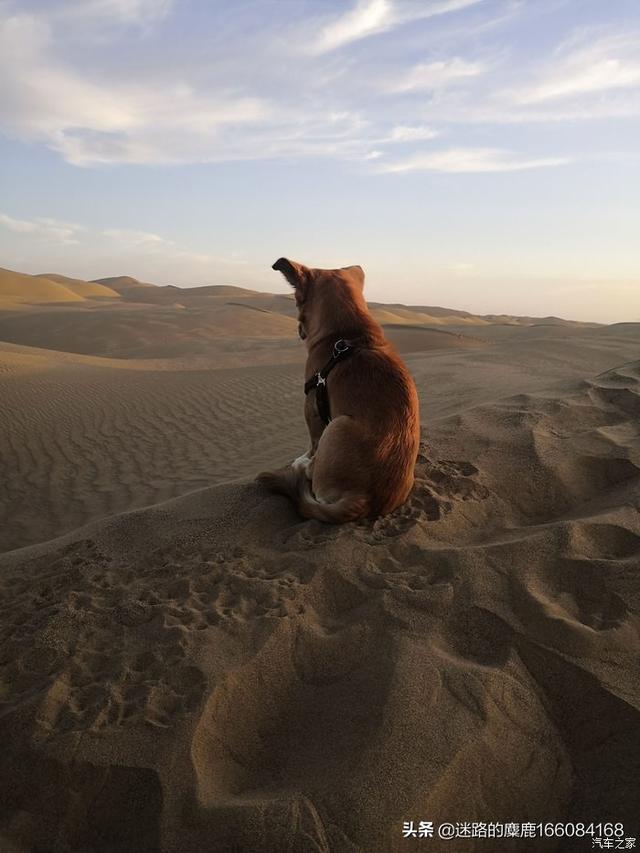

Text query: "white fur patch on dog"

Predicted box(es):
[293, 452, 316, 483]
[292, 452, 310, 470]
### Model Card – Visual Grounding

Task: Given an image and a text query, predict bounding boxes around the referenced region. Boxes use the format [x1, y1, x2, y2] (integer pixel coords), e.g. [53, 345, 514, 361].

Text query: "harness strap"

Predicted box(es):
[304, 339, 355, 425]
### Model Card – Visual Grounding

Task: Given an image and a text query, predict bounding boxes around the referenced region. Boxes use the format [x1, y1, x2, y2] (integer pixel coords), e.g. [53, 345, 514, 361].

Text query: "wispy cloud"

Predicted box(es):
[1, 212, 246, 273]
[514, 33, 640, 104]
[379, 147, 569, 173]
[393, 29, 640, 125]
[101, 227, 246, 265]
[387, 125, 440, 142]
[522, 59, 640, 104]
[0, 11, 268, 166]
[0, 7, 397, 167]
[103, 228, 168, 247]
[50, 0, 173, 25]
[102, 228, 246, 268]
[0, 212, 84, 243]
[310, 0, 393, 55]
[93, 0, 172, 21]
[388, 57, 486, 92]
[308, 0, 485, 54]
[0, 212, 38, 234]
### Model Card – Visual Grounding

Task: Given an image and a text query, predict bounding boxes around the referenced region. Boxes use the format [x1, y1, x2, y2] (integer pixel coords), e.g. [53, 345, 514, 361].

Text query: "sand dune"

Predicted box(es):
[0, 268, 123, 308]
[0, 266, 599, 365]
[369, 302, 600, 328]
[35, 274, 120, 300]
[0, 344, 638, 851]
[0, 264, 638, 851]
[371, 303, 490, 326]
[1, 325, 637, 555]
[93, 275, 157, 291]
[0, 267, 497, 359]
[0, 268, 86, 307]
[382, 324, 488, 352]
[0, 303, 299, 358]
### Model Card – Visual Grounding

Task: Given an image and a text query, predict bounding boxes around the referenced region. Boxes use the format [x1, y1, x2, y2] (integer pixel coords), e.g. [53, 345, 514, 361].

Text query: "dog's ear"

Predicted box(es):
[343, 264, 364, 291]
[272, 258, 310, 303]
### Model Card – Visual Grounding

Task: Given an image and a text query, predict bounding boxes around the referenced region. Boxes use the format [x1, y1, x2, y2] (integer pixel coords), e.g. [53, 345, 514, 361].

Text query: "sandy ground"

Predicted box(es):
[0, 290, 639, 851]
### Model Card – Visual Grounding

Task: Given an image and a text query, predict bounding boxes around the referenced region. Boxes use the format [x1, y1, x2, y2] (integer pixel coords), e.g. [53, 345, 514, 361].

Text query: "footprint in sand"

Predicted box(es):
[566, 520, 640, 561]
[358, 543, 458, 616]
[437, 606, 514, 667]
[517, 550, 630, 653]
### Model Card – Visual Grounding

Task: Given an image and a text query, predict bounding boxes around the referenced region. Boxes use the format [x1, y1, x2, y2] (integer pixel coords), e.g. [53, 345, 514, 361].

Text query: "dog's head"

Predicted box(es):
[272, 257, 365, 343]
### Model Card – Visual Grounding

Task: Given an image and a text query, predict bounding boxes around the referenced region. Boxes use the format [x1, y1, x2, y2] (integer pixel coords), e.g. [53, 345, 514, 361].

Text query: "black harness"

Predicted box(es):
[304, 338, 355, 425]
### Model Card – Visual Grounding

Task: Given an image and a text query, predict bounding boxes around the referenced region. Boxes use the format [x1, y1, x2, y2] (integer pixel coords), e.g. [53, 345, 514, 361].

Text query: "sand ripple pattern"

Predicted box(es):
[0, 357, 305, 552]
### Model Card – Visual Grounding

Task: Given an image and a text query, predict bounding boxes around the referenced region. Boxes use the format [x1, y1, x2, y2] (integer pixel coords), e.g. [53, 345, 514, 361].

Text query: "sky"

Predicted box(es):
[0, 0, 639, 322]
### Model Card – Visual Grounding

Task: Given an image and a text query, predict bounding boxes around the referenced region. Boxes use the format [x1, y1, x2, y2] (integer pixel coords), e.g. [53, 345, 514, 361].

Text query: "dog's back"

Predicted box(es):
[326, 341, 420, 515]
[257, 258, 420, 523]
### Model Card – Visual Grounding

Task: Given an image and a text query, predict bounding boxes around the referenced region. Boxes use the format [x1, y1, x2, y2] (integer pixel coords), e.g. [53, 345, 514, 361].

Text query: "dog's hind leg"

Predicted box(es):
[292, 416, 371, 522]
[258, 462, 367, 523]
[258, 417, 369, 523]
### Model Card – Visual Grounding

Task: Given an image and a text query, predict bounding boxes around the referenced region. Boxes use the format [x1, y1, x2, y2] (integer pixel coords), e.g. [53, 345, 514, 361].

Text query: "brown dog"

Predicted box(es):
[257, 258, 420, 523]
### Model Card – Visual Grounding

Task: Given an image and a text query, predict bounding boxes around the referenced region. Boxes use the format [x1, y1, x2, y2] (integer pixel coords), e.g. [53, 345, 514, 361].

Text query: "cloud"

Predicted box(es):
[97, 0, 172, 21]
[387, 125, 440, 142]
[310, 0, 393, 55]
[0, 212, 84, 244]
[0, 213, 35, 234]
[379, 147, 569, 173]
[309, 0, 485, 54]
[0, 12, 268, 165]
[103, 228, 168, 247]
[389, 57, 486, 92]
[523, 58, 640, 104]
[506, 34, 640, 109]
[0, 8, 390, 167]
[0, 2, 631, 172]
[51, 0, 173, 24]
[1, 211, 247, 272]
[101, 226, 248, 267]
[392, 30, 640, 125]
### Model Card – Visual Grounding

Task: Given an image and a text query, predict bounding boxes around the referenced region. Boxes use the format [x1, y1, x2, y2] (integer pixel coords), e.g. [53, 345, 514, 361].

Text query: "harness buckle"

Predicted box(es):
[316, 372, 326, 386]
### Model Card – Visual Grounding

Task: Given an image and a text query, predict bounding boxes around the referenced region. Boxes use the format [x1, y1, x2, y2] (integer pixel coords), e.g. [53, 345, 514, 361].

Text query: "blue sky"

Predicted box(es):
[0, 0, 639, 321]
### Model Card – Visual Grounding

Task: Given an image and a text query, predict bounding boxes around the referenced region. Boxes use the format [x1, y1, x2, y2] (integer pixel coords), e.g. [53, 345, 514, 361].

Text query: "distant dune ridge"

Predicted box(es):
[92, 275, 157, 290]
[0, 268, 127, 306]
[35, 273, 121, 300]
[0, 265, 638, 852]
[0, 264, 597, 359]
[0, 267, 86, 306]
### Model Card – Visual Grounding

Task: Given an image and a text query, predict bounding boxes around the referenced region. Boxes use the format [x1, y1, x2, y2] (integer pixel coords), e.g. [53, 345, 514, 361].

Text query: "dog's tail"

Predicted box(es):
[256, 467, 369, 524]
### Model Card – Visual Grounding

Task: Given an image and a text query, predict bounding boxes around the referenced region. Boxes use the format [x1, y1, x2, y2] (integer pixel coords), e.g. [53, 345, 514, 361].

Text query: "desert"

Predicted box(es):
[2, 2, 640, 849]
[0, 265, 638, 851]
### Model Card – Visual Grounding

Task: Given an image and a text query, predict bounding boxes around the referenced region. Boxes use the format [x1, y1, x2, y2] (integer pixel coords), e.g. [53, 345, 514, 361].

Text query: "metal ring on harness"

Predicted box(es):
[304, 338, 356, 425]
[333, 339, 350, 357]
